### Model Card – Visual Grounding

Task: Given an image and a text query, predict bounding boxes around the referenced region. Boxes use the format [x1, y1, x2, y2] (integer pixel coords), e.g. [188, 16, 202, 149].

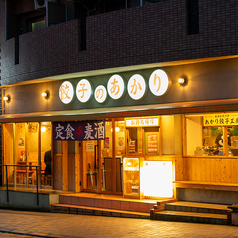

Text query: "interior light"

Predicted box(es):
[178, 78, 185, 84]
[115, 127, 120, 132]
[41, 126, 46, 132]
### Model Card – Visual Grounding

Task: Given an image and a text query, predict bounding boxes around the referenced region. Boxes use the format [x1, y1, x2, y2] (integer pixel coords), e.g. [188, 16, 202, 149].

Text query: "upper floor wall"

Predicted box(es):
[1, 0, 238, 86]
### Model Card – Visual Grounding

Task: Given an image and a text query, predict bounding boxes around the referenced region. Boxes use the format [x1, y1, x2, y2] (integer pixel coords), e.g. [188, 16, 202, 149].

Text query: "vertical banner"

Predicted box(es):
[53, 120, 105, 141]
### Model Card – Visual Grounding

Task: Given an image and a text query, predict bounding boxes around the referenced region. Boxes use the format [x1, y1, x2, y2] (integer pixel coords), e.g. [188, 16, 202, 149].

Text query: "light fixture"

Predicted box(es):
[41, 126, 46, 132]
[115, 127, 120, 132]
[178, 78, 185, 84]
[41, 92, 47, 97]
[3, 96, 9, 101]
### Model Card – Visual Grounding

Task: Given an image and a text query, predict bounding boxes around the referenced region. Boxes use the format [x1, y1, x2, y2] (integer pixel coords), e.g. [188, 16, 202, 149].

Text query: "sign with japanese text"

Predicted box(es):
[59, 69, 170, 104]
[59, 81, 74, 104]
[76, 79, 92, 103]
[94, 85, 107, 103]
[149, 69, 169, 96]
[126, 118, 159, 127]
[107, 75, 125, 100]
[127, 74, 146, 100]
[53, 120, 105, 141]
[203, 113, 238, 126]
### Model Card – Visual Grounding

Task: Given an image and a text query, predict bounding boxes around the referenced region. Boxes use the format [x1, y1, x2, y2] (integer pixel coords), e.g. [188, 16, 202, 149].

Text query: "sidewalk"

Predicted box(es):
[0, 209, 238, 238]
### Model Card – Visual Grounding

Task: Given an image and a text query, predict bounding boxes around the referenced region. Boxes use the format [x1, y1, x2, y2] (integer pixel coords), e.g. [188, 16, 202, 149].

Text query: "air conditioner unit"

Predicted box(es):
[34, 0, 57, 10]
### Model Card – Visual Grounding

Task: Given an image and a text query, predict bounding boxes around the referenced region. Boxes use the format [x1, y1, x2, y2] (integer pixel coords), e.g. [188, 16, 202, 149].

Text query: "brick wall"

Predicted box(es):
[1, 0, 238, 86]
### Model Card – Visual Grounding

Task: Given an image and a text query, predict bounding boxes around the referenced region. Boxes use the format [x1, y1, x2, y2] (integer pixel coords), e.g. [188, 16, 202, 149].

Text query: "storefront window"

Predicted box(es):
[127, 127, 143, 155]
[3, 124, 14, 185]
[3, 122, 52, 187]
[186, 115, 238, 156]
[115, 120, 125, 192]
[41, 122, 52, 186]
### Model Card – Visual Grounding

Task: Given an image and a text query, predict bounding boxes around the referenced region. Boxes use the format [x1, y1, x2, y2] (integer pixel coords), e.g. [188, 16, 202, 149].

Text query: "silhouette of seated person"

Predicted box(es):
[215, 130, 231, 155]
[44, 150, 52, 185]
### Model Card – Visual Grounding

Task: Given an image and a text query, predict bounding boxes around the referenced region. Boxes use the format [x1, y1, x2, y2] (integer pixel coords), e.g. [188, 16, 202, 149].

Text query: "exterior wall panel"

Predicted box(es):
[1, 1, 238, 86]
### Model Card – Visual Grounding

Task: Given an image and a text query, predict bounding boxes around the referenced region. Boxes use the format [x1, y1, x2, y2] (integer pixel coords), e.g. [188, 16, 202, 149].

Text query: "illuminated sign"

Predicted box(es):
[59, 81, 74, 104]
[149, 69, 169, 96]
[94, 85, 107, 103]
[203, 113, 238, 126]
[141, 161, 173, 198]
[107, 75, 125, 100]
[127, 74, 146, 100]
[126, 118, 159, 127]
[76, 79, 92, 103]
[59, 69, 171, 105]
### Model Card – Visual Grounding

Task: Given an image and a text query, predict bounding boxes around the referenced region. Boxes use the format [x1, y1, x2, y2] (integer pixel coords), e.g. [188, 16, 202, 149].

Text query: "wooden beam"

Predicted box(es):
[62, 141, 68, 191]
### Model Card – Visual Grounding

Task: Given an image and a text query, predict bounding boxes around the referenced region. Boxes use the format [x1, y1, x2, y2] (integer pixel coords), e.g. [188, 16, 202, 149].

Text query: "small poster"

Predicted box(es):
[104, 137, 109, 148]
[86, 141, 94, 152]
[147, 134, 158, 153]
[18, 138, 25, 147]
[118, 137, 124, 150]
[128, 140, 136, 153]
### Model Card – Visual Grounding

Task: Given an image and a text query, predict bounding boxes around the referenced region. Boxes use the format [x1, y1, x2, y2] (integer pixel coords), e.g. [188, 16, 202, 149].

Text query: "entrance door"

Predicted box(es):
[81, 120, 125, 194]
[82, 140, 99, 191]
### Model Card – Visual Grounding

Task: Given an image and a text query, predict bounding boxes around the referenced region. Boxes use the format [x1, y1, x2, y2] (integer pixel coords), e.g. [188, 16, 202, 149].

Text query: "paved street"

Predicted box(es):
[0, 209, 238, 238]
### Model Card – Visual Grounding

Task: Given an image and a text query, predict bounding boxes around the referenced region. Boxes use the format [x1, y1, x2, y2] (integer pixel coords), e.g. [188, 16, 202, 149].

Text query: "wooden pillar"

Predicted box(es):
[97, 140, 102, 193]
[62, 141, 68, 191]
[112, 119, 116, 193]
[223, 127, 228, 156]
[75, 141, 81, 193]
[182, 115, 187, 156]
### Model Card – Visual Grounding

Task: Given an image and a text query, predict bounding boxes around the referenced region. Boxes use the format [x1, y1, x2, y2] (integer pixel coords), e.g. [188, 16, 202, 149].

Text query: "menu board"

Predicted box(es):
[128, 140, 136, 153]
[147, 134, 158, 153]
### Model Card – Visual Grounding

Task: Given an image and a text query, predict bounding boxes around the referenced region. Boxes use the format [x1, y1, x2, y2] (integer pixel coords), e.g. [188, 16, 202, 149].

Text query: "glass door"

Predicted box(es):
[82, 140, 98, 191]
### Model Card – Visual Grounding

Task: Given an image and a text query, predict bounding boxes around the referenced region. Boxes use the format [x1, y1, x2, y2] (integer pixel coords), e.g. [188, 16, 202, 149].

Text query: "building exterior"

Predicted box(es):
[1, 0, 238, 204]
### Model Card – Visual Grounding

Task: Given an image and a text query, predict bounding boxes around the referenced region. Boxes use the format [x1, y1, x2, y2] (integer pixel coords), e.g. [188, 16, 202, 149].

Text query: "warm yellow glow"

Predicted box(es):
[41, 92, 47, 97]
[141, 161, 173, 197]
[115, 127, 120, 132]
[3, 96, 9, 101]
[178, 78, 185, 84]
[41, 126, 46, 132]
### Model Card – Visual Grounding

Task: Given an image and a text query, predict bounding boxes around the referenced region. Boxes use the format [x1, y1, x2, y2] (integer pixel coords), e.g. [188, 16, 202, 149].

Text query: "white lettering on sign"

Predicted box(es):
[107, 75, 125, 100]
[76, 79, 92, 103]
[149, 69, 169, 96]
[94, 85, 107, 103]
[59, 81, 74, 104]
[127, 74, 146, 100]
[126, 118, 159, 127]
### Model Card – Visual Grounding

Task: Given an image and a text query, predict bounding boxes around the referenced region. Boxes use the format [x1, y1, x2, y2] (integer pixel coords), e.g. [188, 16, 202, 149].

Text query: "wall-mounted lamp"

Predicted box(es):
[41, 91, 49, 99]
[41, 92, 48, 97]
[178, 78, 185, 84]
[3, 96, 10, 102]
[3, 96, 9, 101]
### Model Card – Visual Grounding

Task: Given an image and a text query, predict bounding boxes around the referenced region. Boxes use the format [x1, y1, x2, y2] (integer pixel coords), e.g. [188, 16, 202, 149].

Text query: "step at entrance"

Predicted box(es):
[51, 193, 160, 219]
[151, 201, 232, 225]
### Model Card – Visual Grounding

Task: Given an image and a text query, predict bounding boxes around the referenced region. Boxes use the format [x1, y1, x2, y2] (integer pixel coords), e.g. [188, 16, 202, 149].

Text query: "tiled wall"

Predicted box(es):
[1, 0, 238, 86]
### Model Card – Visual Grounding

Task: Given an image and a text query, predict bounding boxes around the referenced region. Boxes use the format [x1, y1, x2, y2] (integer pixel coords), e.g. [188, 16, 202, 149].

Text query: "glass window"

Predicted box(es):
[3, 124, 14, 185]
[186, 115, 236, 156]
[41, 122, 52, 186]
[100, 121, 113, 192]
[127, 127, 143, 155]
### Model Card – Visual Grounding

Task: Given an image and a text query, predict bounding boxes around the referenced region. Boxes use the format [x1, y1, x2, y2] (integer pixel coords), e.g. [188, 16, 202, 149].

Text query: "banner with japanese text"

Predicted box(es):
[203, 113, 238, 126]
[53, 120, 105, 141]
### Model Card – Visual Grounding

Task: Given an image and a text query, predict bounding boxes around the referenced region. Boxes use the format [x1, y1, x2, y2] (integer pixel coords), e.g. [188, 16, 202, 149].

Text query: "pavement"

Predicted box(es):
[0, 209, 238, 238]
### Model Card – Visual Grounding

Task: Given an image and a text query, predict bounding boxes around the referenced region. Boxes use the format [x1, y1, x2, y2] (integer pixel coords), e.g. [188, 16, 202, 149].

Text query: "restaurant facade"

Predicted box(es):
[1, 0, 238, 205]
